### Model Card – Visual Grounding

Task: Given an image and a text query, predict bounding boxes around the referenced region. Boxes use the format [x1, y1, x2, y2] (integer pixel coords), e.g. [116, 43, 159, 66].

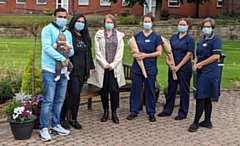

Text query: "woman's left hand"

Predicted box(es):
[171, 66, 180, 73]
[88, 69, 93, 78]
[196, 62, 203, 69]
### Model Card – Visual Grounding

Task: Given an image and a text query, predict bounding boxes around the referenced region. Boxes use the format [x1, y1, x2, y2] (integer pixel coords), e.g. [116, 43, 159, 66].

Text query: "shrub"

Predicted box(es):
[86, 14, 105, 27]
[21, 52, 43, 96]
[43, 8, 54, 13]
[0, 78, 14, 103]
[117, 15, 141, 25]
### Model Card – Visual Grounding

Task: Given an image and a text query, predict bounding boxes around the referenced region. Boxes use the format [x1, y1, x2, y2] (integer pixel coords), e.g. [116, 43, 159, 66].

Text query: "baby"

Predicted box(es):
[53, 34, 73, 81]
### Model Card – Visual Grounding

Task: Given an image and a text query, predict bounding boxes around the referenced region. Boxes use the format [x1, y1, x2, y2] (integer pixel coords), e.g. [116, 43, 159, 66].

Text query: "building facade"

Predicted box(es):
[0, 0, 222, 18]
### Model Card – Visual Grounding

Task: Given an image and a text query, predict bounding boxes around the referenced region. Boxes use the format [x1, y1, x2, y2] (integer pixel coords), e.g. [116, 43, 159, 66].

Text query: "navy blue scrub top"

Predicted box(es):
[170, 33, 195, 76]
[131, 31, 163, 76]
[196, 32, 222, 78]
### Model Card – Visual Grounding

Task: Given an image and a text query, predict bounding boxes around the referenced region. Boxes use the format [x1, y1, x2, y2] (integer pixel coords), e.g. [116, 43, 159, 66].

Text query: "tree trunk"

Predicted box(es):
[195, 0, 199, 18]
[222, 0, 240, 14]
[155, 0, 162, 21]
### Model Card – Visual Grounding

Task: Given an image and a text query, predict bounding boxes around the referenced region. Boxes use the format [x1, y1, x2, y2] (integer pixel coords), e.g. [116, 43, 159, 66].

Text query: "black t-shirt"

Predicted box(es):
[72, 34, 87, 68]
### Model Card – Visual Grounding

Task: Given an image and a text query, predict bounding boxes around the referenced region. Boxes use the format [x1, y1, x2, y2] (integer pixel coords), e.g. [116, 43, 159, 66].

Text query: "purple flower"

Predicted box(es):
[35, 94, 44, 103]
[24, 104, 31, 110]
[21, 111, 30, 117]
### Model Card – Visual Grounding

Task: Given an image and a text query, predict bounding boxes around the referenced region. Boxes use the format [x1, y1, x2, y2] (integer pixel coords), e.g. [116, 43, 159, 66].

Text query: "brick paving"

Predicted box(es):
[0, 90, 240, 146]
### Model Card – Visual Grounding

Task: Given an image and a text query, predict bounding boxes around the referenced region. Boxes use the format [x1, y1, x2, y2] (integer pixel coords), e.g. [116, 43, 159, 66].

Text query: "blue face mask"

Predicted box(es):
[202, 28, 212, 35]
[143, 23, 152, 30]
[105, 23, 114, 30]
[75, 22, 85, 31]
[178, 26, 188, 33]
[56, 18, 67, 28]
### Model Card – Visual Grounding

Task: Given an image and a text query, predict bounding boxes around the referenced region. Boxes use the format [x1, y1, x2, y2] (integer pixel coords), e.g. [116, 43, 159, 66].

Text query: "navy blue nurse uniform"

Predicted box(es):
[195, 32, 222, 100]
[129, 31, 163, 116]
[163, 33, 195, 117]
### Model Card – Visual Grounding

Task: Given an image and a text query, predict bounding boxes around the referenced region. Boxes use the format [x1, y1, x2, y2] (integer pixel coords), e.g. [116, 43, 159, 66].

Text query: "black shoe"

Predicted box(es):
[70, 120, 82, 130]
[126, 114, 137, 120]
[101, 109, 109, 122]
[60, 119, 70, 130]
[199, 121, 213, 129]
[149, 115, 156, 122]
[157, 112, 170, 117]
[188, 123, 199, 132]
[112, 111, 119, 124]
[174, 115, 186, 120]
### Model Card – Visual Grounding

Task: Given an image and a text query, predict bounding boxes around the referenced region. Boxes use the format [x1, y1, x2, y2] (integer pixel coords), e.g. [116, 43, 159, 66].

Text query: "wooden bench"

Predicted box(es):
[80, 62, 132, 110]
[66, 62, 132, 122]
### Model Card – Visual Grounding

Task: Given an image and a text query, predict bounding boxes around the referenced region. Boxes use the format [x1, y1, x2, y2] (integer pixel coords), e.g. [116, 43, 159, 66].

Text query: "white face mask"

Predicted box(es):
[202, 28, 212, 34]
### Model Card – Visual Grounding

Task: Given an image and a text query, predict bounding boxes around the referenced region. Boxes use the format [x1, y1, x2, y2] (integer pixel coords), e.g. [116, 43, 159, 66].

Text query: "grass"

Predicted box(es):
[0, 38, 239, 90]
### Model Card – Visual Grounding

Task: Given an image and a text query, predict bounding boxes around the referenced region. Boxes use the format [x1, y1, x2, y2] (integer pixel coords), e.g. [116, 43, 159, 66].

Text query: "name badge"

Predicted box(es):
[145, 39, 150, 42]
[202, 43, 207, 47]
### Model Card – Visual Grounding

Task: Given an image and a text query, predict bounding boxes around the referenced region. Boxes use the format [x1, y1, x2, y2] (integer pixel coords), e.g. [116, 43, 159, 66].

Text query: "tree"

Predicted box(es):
[108, 0, 212, 19]
[21, 22, 46, 96]
[222, 0, 240, 15]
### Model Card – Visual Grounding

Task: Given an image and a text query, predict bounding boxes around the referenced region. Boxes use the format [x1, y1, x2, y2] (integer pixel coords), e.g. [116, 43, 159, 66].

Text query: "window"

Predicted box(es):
[122, 0, 129, 6]
[217, 0, 222, 7]
[0, 0, 5, 3]
[37, 0, 46, 4]
[16, 0, 26, 4]
[100, 0, 110, 6]
[168, 0, 179, 7]
[79, 0, 89, 5]
[144, 0, 156, 15]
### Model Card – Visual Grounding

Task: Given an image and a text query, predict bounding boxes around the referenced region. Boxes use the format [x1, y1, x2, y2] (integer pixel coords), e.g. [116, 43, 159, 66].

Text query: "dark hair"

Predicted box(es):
[103, 14, 117, 30]
[142, 12, 155, 22]
[68, 14, 92, 48]
[54, 7, 67, 16]
[201, 17, 216, 29]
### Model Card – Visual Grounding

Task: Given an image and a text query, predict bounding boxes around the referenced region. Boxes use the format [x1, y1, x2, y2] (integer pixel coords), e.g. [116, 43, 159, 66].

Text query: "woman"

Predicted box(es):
[158, 18, 195, 120]
[188, 17, 222, 132]
[87, 14, 125, 124]
[60, 14, 95, 130]
[126, 13, 163, 122]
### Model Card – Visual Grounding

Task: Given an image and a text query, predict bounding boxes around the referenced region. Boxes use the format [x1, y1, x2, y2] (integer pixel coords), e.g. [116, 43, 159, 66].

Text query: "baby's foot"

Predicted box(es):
[54, 76, 60, 81]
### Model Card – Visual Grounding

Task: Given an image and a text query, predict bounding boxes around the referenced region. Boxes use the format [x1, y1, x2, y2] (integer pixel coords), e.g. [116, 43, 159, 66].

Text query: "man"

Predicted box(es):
[39, 7, 74, 142]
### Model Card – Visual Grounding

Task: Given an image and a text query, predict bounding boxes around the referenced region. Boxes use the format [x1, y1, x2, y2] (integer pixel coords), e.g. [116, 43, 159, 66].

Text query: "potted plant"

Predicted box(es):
[30, 94, 44, 129]
[43, 8, 54, 16]
[4, 93, 36, 140]
[160, 9, 170, 20]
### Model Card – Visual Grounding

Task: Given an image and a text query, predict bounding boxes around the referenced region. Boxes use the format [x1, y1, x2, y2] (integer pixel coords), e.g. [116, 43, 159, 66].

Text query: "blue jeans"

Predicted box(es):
[39, 70, 68, 129]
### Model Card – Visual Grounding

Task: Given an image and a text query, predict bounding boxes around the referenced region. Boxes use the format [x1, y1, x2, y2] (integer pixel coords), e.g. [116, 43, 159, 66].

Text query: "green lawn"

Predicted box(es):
[0, 38, 239, 90]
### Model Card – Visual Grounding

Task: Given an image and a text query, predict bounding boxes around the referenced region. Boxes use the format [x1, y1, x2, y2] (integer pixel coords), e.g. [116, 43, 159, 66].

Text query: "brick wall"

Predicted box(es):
[0, 0, 220, 18]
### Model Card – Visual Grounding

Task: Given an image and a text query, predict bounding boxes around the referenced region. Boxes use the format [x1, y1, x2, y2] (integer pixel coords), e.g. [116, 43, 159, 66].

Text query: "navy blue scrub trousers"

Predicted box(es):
[130, 73, 156, 115]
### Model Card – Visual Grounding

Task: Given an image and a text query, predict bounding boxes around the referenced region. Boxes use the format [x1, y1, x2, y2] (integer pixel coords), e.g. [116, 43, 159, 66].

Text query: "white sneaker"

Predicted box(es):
[50, 124, 70, 135]
[39, 128, 51, 142]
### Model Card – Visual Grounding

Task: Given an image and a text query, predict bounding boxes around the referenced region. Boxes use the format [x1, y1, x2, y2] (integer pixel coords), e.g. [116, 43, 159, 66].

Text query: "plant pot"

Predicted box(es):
[8, 115, 36, 140]
[44, 12, 53, 16]
[32, 108, 41, 129]
[142, 90, 160, 106]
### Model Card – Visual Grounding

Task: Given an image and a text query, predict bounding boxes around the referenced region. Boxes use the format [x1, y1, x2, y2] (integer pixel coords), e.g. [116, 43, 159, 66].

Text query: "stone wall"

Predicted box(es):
[0, 23, 239, 41]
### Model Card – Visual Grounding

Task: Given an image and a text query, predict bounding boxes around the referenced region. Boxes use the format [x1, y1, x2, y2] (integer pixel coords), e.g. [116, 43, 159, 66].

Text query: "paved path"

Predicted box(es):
[0, 90, 240, 146]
